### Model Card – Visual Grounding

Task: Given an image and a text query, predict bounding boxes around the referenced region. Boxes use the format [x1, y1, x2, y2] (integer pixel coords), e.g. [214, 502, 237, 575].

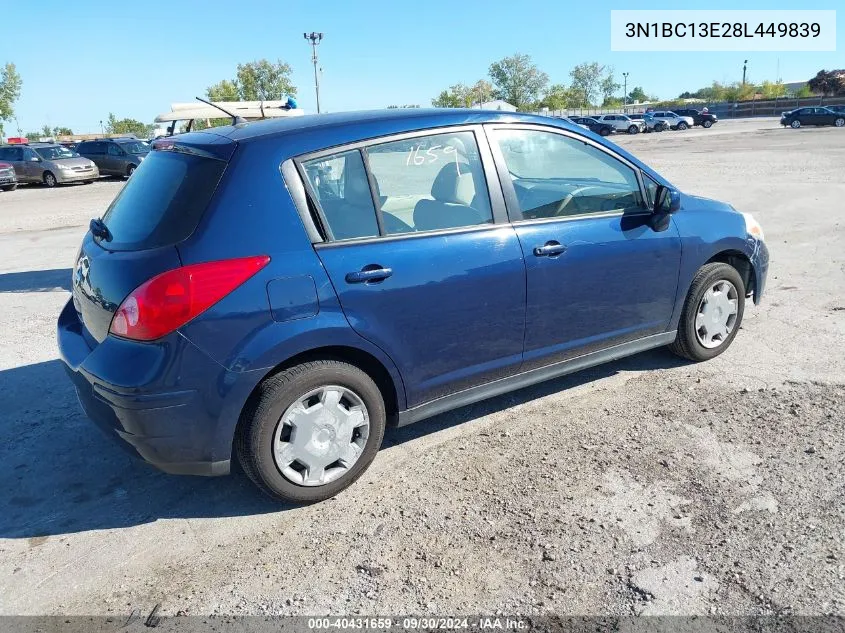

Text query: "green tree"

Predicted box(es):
[600, 68, 621, 103]
[569, 62, 607, 106]
[538, 84, 581, 110]
[41, 124, 52, 137]
[602, 96, 624, 107]
[488, 54, 549, 110]
[431, 83, 472, 108]
[54, 126, 73, 136]
[759, 80, 786, 99]
[793, 85, 813, 98]
[235, 59, 296, 101]
[106, 113, 154, 137]
[807, 69, 845, 96]
[0, 62, 23, 136]
[206, 79, 241, 102]
[470, 80, 494, 105]
[627, 86, 651, 103]
[24, 131, 41, 140]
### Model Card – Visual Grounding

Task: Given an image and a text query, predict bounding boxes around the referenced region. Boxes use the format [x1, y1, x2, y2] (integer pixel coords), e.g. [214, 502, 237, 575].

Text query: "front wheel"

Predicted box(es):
[677, 122, 689, 130]
[1, 184, 16, 192]
[236, 359, 387, 503]
[627, 125, 639, 134]
[43, 171, 57, 187]
[598, 127, 610, 136]
[702, 120, 713, 129]
[669, 263, 746, 362]
[835, 117, 845, 127]
[791, 120, 801, 129]
[126, 164, 136, 178]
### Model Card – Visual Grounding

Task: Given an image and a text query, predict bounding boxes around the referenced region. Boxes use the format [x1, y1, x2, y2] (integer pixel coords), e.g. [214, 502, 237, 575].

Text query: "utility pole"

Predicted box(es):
[304, 32, 324, 113]
[742, 59, 748, 86]
[622, 72, 629, 107]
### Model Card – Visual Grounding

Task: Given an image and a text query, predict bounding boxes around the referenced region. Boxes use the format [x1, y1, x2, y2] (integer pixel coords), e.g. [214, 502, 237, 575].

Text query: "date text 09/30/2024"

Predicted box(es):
[307, 617, 528, 630]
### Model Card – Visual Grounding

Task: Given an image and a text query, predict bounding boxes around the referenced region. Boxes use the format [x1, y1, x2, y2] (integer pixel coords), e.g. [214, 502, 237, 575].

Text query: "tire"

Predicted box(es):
[627, 125, 639, 134]
[598, 127, 610, 136]
[126, 164, 136, 178]
[669, 262, 746, 362]
[236, 359, 387, 503]
[677, 122, 689, 130]
[43, 171, 57, 188]
[835, 118, 845, 128]
[1, 184, 16, 192]
[702, 120, 713, 129]
[84, 180, 93, 185]
[791, 120, 801, 129]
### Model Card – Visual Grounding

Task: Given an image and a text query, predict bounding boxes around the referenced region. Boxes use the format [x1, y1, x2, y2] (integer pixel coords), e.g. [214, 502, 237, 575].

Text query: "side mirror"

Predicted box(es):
[30, 156, 41, 162]
[654, 185, 681, 214]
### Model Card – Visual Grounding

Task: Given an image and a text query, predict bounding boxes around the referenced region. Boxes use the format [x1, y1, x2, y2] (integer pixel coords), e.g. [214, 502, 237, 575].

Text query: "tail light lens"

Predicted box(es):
[110, 255, 270, 341]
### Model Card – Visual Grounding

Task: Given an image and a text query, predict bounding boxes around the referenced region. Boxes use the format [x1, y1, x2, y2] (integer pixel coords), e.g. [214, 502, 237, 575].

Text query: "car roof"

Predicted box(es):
[193, 108, 580, 143]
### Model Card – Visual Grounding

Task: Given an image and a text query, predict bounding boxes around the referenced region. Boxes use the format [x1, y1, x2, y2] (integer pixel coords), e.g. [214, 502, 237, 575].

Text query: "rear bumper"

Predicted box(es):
[57, 299, 260, 476]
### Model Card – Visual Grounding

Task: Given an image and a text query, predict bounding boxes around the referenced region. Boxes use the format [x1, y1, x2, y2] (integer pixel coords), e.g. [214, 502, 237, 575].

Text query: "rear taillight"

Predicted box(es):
[109, 255, 270, 341]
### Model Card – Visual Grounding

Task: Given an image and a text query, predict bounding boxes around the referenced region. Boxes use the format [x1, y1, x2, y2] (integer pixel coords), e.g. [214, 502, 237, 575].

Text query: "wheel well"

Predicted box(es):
[706, 250, 754, 295]
[240, 346, 400, 424]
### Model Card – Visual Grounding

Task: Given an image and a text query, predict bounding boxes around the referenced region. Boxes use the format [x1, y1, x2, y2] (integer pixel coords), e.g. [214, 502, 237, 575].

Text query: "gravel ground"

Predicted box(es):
[0, 119, 843, 618]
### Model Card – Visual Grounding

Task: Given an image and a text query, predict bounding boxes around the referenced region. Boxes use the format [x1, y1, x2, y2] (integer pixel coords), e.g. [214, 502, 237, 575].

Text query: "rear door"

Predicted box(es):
[21, 147, 42, 182]
[72, 139, 234, 342]
[302, 126, 527, 407]
[487, 124, 681, 370]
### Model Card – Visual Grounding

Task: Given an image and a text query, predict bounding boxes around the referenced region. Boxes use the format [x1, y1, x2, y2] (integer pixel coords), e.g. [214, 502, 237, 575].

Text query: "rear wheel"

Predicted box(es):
[835, 117, 845, 127]
[669, 263, 746, 362]
[43, 171, 57, 188]
[598, 127, 610, 136]
[702, 120, 713, 129]
[236, 359, 387, 503]
[677, 121, 689, 130]
[791, 120, 801, 129]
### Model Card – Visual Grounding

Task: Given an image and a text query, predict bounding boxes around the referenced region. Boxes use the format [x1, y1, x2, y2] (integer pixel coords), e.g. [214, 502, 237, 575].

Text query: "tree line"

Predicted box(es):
[431, 55, 655, 111]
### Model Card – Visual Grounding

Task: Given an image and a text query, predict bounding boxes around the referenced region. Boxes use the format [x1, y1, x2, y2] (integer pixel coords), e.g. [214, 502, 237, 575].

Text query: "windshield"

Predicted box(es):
[118, 141, 150, 155]
[35, 146, 79, 160]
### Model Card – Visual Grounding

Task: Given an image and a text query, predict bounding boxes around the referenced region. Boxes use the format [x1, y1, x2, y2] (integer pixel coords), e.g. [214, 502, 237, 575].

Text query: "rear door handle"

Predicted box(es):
[345, 267, 393, 284]
[533, 242, 567, 257]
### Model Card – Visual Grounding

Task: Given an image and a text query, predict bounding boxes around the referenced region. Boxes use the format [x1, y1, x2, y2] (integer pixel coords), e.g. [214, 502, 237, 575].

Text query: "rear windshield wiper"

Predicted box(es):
[89, 218, 112, 242]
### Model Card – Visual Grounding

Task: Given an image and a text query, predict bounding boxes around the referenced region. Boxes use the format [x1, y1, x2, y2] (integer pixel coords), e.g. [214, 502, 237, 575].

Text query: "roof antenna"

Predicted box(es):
[194, 96, 246, 125]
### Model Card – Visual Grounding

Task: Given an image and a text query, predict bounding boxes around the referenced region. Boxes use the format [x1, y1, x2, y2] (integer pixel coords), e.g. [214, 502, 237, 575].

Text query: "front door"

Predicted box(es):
[300, 128, 527, 407]
[20, 147, 42, 182]
[487, 125, 681, 370]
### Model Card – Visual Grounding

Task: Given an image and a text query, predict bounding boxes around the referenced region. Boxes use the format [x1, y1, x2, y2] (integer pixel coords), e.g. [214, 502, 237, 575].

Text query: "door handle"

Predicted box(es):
[533, 242, 567, 257]
[345, 267, 393, 284]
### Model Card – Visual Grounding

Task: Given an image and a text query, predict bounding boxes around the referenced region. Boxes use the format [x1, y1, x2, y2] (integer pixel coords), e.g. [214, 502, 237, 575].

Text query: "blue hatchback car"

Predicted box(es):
[58, 109, 769, 502]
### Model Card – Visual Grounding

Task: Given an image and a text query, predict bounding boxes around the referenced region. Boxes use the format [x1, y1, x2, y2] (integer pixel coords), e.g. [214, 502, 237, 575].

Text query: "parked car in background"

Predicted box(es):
[651, 111, 694, 130]
[630, 113, 668, 133]
[569, 116, 615, 136]
[825, 105, 845, 114]
[594, 114, 644, 134]
[0, 143, 99, 187]
[673, 108, 719, 128]
[780, 107, 845, 128]
[76, 137, 150, 178]
[58, 109, 769, 503]
[0, 161, 18, 191]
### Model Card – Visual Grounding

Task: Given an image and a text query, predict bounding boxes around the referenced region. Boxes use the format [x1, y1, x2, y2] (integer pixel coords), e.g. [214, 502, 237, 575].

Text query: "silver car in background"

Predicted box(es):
[651, 111, 695, 130]
[0, 143, 99, 187]
[592, 114, 645, 134]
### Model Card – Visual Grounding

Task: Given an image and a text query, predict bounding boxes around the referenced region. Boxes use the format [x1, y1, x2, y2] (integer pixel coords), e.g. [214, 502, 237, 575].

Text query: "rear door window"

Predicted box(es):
[98, 149, 226, 251]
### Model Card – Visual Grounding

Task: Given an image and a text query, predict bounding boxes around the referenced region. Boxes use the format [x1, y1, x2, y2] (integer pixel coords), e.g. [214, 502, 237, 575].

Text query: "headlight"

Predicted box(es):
[741, 212, 765, 241]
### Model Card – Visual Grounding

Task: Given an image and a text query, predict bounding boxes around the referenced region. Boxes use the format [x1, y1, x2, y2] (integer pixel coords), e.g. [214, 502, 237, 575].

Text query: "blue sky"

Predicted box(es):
[1, 0, 841, 134]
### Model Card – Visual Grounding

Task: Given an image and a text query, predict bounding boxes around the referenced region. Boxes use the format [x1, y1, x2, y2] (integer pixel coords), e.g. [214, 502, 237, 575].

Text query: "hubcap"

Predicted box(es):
[695, 280, 739, 349]
[273, 385, 370, 487]
[836, 119, 844, 127]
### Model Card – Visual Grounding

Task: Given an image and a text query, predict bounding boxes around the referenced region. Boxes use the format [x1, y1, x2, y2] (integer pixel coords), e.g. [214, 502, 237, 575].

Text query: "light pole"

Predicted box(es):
[742, 59, 748, 86]
[622, 72, 629, 107]
[304, 32, 324, 113]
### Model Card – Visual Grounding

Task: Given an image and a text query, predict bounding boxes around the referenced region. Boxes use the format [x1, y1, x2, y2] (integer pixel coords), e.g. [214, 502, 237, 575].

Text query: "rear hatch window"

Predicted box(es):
[97, 148, 227, 251]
